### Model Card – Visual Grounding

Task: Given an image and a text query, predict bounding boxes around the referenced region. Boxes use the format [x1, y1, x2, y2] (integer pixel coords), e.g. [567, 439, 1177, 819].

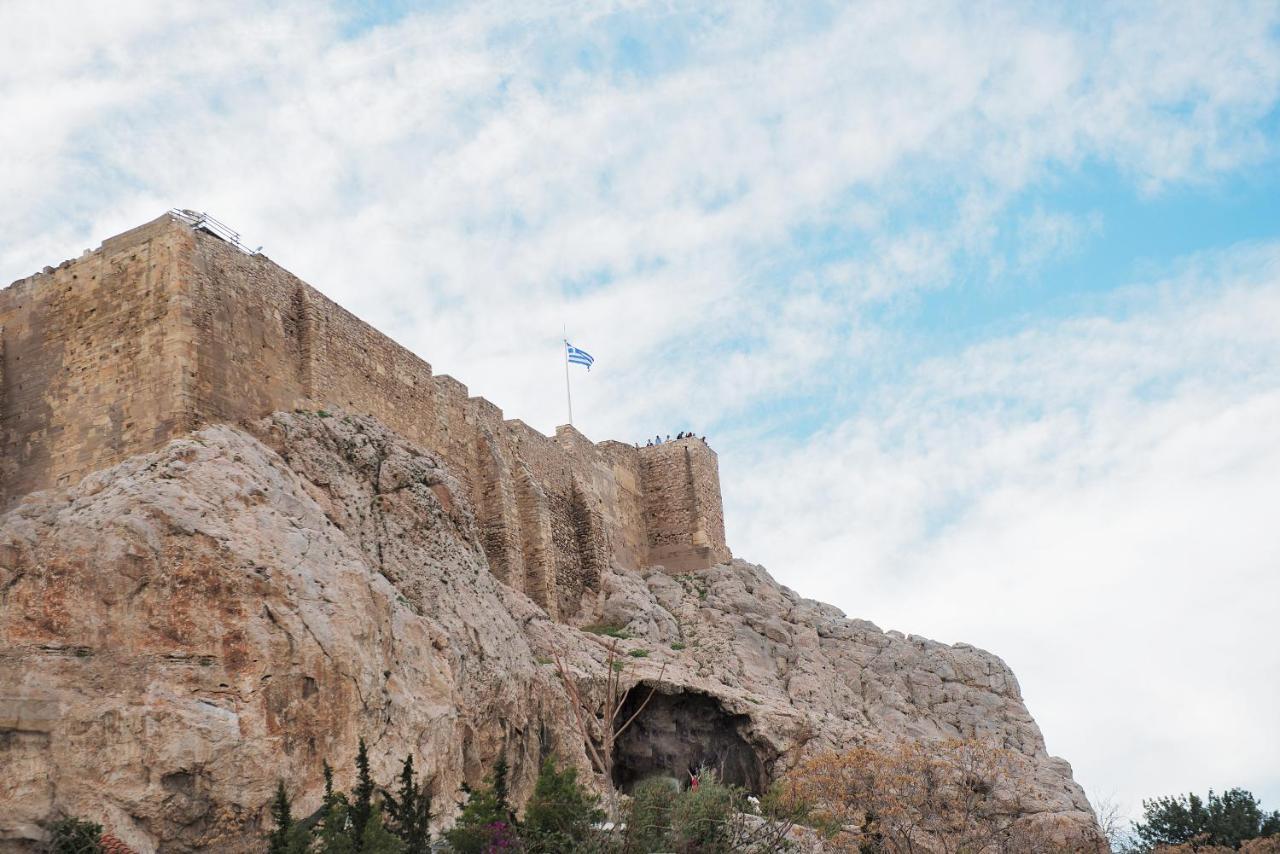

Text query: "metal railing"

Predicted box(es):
[168, 209, 261, 255]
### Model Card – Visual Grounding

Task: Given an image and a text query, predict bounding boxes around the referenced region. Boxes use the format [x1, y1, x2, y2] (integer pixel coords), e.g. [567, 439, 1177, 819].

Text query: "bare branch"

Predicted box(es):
[614, 660, 668, 738]
[552, 647, 606, 773]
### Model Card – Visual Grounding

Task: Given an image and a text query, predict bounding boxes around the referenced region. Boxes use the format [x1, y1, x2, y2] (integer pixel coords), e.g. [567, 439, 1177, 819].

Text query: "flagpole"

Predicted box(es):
[563, 337, 574, 426]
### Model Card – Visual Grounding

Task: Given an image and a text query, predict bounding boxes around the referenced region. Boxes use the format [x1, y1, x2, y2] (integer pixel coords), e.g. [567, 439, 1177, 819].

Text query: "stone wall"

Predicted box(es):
[0, 213, 732, 616]
[0, 217, 196, 505]
[638, 437, 731, 573]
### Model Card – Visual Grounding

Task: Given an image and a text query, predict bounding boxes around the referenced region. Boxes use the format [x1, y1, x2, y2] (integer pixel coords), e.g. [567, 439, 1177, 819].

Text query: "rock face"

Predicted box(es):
[0, 411, 1093, 852]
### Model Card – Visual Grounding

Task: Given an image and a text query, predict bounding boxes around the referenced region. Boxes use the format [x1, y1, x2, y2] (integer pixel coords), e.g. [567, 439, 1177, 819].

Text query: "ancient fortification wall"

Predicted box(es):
[0, 213, 730, 616]
[639, 439, 729, 573]
[0, 218, 196, 504]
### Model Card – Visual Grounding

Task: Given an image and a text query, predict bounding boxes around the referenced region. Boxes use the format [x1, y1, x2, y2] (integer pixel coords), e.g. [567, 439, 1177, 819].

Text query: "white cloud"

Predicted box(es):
[4, 1, 1279, 441]
[725, 244, 1280, 816]
[1014, 207, 1103, 273]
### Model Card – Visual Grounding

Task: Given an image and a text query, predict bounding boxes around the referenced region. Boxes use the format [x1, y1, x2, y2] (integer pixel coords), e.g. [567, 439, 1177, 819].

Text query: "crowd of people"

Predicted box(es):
[639, 431, 706, 447]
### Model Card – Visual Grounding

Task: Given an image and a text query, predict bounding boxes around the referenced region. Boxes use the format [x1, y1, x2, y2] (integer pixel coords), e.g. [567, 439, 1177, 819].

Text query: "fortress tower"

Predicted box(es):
[0, 212, 731, 617]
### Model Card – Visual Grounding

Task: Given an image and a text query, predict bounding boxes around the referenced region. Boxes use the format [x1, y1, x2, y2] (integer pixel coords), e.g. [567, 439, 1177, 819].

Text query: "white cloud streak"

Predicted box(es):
[725, 245, 1280, 816]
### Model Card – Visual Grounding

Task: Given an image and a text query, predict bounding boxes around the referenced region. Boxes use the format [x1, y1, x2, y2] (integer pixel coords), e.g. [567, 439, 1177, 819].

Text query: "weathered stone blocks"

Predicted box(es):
[0, 213, 732, 620]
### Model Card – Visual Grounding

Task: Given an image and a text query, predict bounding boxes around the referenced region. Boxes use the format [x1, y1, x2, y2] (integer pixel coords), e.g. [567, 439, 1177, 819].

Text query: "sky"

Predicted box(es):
[2, 0, 1278, 826]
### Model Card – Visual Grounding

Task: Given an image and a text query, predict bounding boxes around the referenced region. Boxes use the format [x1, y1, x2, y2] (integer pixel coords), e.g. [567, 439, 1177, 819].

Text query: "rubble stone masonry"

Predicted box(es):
[0, 213, 730, 616]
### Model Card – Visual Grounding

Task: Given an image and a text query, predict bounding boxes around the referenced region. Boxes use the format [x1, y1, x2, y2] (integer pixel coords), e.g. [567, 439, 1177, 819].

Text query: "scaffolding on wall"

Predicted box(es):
[168, 209, 261, 255]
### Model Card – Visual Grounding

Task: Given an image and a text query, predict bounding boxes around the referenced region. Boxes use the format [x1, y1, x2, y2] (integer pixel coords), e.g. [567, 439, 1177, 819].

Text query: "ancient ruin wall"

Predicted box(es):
[0, 214, 732, 613]
[638, 438, 731, 573]
[0, 218, 197, 503]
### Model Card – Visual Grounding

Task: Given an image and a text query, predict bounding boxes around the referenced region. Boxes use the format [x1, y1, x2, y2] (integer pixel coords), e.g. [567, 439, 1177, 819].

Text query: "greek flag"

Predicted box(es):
[566, 342, 594, 371]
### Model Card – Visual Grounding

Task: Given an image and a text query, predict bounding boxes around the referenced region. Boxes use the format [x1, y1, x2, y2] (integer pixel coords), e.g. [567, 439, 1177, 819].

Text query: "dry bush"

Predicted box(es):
[775, 738, 1105, 853]
[1091, 793, 1132, 852]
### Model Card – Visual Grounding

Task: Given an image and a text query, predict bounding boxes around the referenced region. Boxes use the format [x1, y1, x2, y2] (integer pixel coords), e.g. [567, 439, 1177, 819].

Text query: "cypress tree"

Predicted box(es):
[409, 787, 432, 854]
[386, 755, 431, 853]
[352, 738, 375, 851]
[314, 757, 357, 852]
[493, 754, 511, 821]
[266, 781, 310, 854]
[357, 805, 407, 854]
[268, 781, 293, 854]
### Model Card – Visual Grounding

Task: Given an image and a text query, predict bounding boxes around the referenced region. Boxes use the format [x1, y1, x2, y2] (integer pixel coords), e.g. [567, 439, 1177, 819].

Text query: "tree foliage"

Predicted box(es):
[493, 755, 511, 821]
[520, 758, 604, 853]
[312, 791, 404, 854]
[605, 770, 795, 854]
[352, 738, 376, 850]
[1144, 837, 1280, 854]
[1134, 788, 1280, 851]
[47, 818, 103, 854]
[356, 806, 406, 854]
[383, 755, 431, 854]
[669, 773, 742, 852]
[442, 778, 512, 854]
[267, 781, 309, 854]
[671, 771, 797, 854]
[301, 741, 406, 854]
[618, 777, 679, 854]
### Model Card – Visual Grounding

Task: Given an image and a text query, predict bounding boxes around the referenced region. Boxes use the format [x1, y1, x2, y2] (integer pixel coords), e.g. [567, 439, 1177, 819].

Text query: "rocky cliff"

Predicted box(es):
[0, 411, 1093, 852]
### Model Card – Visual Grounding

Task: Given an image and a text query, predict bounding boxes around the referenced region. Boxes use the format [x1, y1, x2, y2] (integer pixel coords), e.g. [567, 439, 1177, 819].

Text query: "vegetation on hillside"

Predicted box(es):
[46, 818, 104, 854]
[243, 737, 797, 853]
[49, 736, 1280, 853]
[1097, 787, 1280, 853]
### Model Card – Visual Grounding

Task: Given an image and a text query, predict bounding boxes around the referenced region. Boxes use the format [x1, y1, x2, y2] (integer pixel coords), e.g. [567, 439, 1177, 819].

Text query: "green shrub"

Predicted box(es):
[670, 774, 742, 853]
[443, 782, 510, 854]
[627, 649, 649, 658]
[615, 773, 797, 854]
[357, 806, 406, 854]
[48, 817, 103, 854]
[1134, 788, 1280, 849]
[622, 778, 679, 853]
[582, 623, 631, 639]
[520, 758, 603, 853]
[670, 642, 687, 651]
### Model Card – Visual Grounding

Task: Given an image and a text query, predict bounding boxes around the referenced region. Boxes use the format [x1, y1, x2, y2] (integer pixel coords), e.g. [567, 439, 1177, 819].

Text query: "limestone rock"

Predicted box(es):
[0, 412, 1093, 852]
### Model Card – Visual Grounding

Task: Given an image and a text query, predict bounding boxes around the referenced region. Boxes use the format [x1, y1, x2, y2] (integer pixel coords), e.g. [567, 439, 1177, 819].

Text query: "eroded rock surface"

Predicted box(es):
[0, 412, 1092, 852]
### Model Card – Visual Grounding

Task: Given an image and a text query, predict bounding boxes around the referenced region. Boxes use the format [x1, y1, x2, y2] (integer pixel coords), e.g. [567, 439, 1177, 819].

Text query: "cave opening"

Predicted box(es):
[611, 687, 768, 795]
